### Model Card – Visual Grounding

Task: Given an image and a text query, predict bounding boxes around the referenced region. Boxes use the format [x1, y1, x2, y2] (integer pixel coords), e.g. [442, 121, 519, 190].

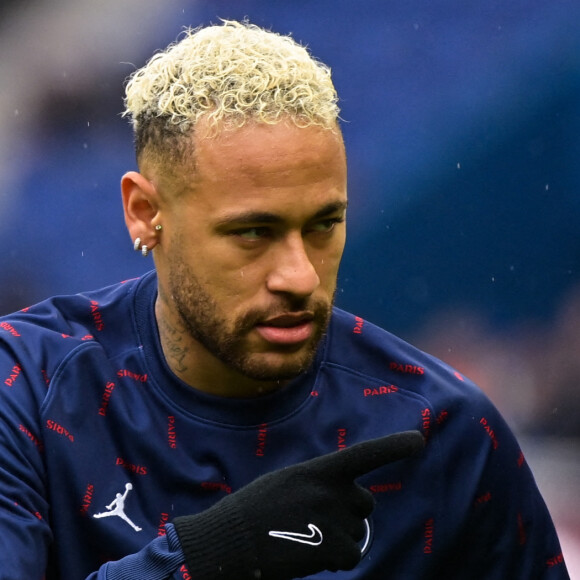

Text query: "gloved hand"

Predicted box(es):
[173, 430, 424, 579]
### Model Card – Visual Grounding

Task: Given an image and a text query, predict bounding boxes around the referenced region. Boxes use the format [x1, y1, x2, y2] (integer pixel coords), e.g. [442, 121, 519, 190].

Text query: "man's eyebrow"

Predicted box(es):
[214, 201, 348, 228]
[215, 211, 283, 227]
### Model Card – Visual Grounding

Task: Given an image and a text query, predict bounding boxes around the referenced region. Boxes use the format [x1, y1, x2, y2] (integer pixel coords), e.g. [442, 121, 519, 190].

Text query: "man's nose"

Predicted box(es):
[266, 235, 320, 298]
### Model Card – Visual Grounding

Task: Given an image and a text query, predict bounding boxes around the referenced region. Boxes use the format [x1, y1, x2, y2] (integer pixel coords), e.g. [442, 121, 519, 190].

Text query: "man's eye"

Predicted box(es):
[236, 227, 270, 241]
[309, 217, 345, 233]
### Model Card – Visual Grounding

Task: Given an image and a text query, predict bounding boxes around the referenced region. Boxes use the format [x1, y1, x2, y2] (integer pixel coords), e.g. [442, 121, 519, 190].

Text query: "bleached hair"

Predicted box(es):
[123, 20, 340, 166]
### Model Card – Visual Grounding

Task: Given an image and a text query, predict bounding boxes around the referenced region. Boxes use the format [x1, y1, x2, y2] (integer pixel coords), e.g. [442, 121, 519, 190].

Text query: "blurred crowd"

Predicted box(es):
[415, 282, 580, 439]
[1, 0, 578, 573]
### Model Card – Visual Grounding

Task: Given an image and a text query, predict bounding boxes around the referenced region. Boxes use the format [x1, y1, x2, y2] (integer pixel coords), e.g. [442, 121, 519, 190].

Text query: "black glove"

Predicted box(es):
[173, 430, 424, 580]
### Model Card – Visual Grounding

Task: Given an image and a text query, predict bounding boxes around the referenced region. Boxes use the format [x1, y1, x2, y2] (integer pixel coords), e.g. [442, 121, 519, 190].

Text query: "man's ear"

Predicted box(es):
[121, 171, 163, 252]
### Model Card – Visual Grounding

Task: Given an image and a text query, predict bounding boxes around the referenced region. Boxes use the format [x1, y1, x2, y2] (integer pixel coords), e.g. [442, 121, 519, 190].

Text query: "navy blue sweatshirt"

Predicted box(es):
[0, 271, 569, 579]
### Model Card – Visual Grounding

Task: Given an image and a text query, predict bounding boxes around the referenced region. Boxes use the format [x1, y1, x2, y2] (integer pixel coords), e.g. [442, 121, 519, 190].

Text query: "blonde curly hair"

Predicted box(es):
[123, 20, 340, 169]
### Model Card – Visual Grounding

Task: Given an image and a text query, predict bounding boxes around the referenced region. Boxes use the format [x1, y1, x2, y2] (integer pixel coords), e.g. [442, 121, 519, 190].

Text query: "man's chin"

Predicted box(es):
[236, 347, 318, 383]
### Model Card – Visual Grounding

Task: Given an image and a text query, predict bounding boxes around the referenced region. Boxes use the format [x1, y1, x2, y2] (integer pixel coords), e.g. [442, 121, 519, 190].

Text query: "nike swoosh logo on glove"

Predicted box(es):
[269, 523, 323, 546]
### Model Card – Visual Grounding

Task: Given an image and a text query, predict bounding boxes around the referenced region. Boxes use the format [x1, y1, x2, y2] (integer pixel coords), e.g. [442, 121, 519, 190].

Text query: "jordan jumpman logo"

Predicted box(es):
[93, 483, 142, 532]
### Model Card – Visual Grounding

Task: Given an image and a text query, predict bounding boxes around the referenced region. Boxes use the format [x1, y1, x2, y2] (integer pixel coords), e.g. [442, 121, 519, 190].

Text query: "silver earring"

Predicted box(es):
[133, 237, 141, 251]
[155, 224, 162, 231]
[141, 244, 149, 257]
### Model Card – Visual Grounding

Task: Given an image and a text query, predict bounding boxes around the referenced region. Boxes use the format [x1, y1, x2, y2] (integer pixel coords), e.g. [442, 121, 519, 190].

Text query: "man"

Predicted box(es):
[0, 20, 569, 580]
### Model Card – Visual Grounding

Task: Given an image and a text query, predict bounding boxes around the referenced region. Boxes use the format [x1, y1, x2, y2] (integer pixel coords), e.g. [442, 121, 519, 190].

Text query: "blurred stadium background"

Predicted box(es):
[1, 0, 578, 573]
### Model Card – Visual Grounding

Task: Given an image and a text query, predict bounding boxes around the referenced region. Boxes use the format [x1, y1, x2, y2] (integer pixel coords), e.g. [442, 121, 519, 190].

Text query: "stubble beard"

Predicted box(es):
[168, 260, 333, 383]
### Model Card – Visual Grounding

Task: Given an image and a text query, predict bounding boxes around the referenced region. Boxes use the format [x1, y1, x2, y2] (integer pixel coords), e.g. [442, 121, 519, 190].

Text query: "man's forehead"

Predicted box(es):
[193, 121, 345, 172]
[165, 120, 347, 205]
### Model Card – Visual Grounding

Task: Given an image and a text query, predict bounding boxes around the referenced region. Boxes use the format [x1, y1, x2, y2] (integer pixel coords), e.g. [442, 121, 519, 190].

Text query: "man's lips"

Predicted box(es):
[254, 313, 315, 345]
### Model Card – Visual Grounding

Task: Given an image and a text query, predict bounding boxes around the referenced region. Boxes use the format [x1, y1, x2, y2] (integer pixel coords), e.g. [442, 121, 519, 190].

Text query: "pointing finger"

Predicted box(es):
[311, 430, 425, 480]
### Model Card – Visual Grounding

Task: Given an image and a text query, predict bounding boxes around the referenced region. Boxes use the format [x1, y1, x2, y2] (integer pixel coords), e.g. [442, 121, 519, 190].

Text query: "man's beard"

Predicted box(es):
[168, 260, 333, 383]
